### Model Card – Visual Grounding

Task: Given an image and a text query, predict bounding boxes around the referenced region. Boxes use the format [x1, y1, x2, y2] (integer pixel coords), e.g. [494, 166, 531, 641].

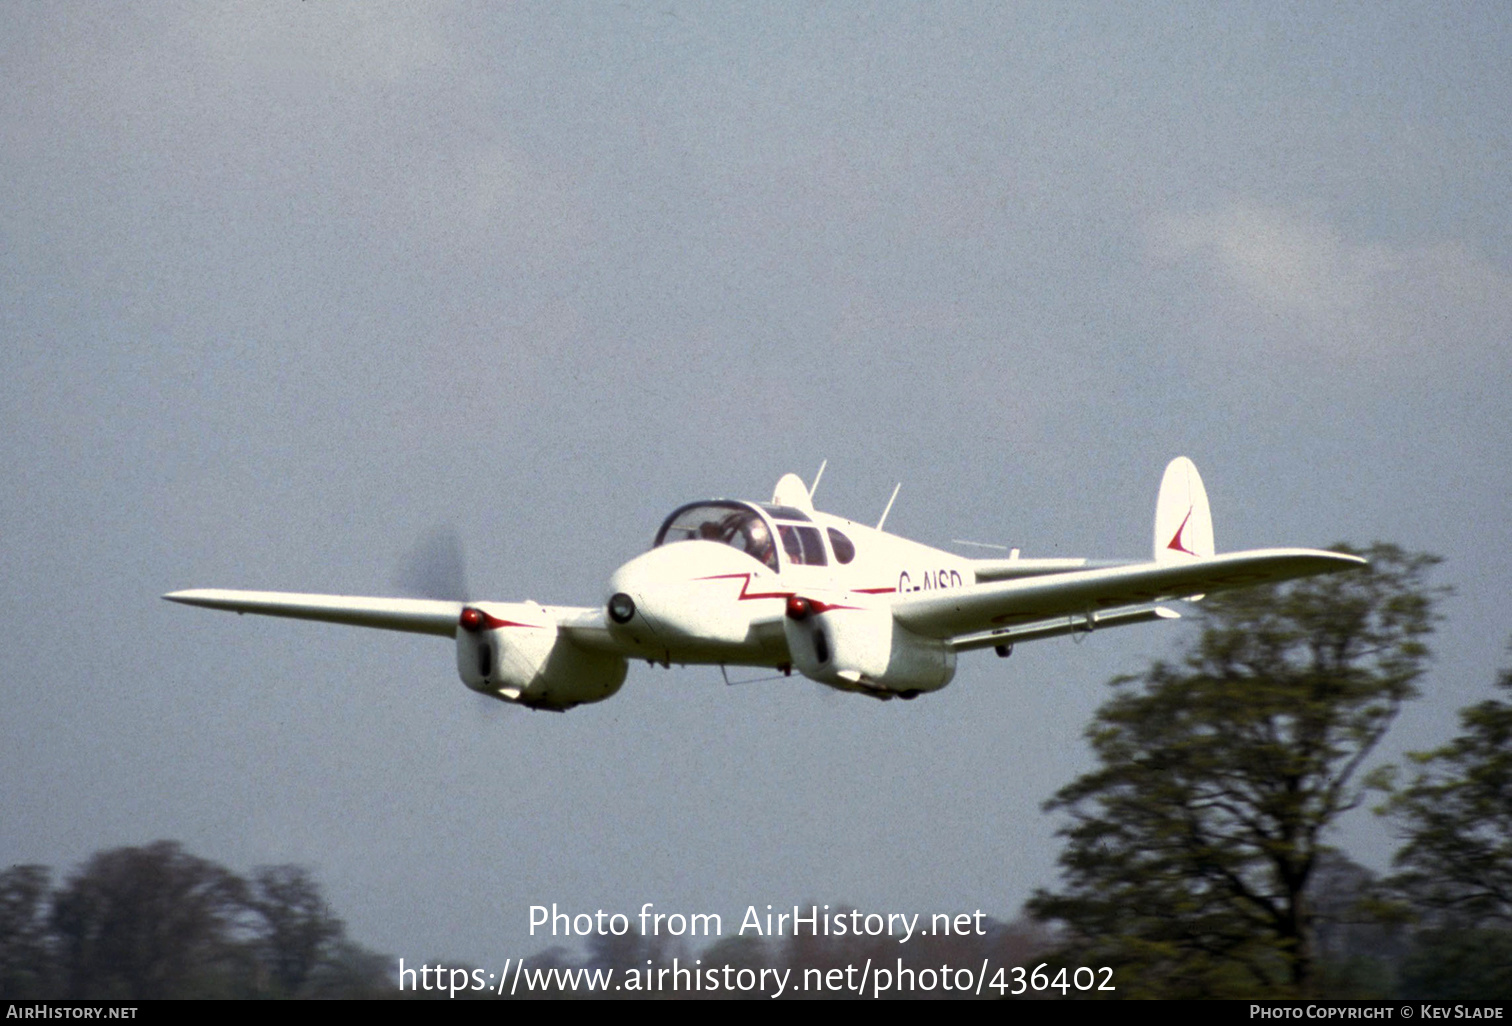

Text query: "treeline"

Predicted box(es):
[0, 842, 392, 999]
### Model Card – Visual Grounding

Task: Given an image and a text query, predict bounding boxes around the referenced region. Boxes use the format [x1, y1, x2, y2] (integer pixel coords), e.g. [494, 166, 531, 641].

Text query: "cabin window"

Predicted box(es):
[828, 528, 855, 564]
[778, 525, 828, 566]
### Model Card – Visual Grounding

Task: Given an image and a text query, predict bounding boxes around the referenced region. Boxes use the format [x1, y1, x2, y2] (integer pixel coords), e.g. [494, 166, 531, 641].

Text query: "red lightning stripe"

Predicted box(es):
[1167, 506, 1197, 556]
[694, 573, 890, 607]
[804, 599, 861, 614]
[694, 572, 793, 602]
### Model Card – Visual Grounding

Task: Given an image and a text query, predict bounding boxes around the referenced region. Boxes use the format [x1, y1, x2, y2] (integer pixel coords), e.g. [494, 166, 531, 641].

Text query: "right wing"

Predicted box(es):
[164, 587, 634, 655]
[162, 589, 464, 637]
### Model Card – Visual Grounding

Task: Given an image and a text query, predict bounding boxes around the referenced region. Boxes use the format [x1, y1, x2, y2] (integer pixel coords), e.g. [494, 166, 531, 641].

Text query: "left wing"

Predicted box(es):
[892, 548, 1366, 641]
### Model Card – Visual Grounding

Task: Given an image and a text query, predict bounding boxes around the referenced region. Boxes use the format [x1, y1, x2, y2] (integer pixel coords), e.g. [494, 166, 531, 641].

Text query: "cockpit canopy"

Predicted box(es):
[654, 500, 838, 573]
[655, 502, 778, 571]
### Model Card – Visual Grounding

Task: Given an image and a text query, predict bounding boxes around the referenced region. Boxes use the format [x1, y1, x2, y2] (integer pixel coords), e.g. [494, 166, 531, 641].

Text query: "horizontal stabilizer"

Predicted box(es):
[163, 589, 463, 637]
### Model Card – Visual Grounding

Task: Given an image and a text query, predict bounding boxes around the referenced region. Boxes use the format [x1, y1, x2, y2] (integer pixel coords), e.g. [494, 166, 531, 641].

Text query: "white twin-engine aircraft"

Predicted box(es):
[165, 458, 1364, 711]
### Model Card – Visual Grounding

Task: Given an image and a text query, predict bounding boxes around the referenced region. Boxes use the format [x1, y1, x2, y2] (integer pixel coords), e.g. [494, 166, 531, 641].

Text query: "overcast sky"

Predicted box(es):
[3, 3, 1509, 967]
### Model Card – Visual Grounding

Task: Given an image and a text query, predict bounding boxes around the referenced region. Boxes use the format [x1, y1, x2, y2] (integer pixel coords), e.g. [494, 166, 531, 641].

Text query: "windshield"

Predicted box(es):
[654, 502, 778, 572]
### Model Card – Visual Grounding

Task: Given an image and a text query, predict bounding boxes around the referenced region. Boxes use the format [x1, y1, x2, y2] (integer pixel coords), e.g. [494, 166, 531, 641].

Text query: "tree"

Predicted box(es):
[1028, 544, 1442, 998]
[1306, 854, 1406, 998]
[1386, 651, 1512, 928]
[246, 865, 346, 996]
[50, 841, 248, 999]
[2, 843, 393, 999]
[0, 865, 54, 998]
[1383, 650, 1512, 999]
[303, 938, 395, 998]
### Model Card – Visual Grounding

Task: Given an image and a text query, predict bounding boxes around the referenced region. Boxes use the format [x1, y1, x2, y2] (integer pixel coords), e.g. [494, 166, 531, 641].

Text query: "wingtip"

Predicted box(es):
[163, 588, 214, 606]
[1325, 551, 1371, 569]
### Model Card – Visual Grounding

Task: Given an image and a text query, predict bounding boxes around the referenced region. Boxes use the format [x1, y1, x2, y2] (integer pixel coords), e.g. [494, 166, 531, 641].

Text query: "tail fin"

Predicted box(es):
[1154, 457, 1214, 564]
[772, 472, 815, 512]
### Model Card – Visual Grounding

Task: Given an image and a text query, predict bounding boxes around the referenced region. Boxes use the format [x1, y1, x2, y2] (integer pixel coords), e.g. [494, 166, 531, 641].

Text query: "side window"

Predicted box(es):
[730, 513, 778, 572]
[778, 525, 804, 564]
[779, 525, 829, 566]
[828, 528, 855, 564]
[796, 526, 827, 566]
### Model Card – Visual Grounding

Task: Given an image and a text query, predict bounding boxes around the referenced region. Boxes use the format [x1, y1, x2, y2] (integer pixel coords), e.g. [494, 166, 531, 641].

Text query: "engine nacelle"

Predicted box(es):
[456, 602, 627, 712]
[782, 596, 955, 698]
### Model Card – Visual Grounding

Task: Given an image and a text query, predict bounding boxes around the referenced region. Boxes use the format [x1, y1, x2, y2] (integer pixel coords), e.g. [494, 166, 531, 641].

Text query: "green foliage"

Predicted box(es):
[1028, 544, 1443, 998]
[1386, 651, 1512, 930]
[1396, 928, 1512, 1000]
[1376, 650, 1512, 998]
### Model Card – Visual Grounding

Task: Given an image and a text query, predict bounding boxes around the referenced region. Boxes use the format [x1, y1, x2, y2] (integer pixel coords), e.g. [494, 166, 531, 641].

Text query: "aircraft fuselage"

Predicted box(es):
[600, 499, 974, 672]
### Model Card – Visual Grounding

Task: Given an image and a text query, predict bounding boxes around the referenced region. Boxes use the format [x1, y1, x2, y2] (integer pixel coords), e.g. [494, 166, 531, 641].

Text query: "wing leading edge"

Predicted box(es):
[892, 548, 1366, 641]
[162, 589, 465, 637]
[161, 588, 620, 644]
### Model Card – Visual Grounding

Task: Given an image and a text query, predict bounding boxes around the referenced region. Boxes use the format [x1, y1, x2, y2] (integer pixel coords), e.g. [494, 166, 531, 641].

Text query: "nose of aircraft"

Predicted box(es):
[606, 545, 703, 636]
[605, 542, 767, 643]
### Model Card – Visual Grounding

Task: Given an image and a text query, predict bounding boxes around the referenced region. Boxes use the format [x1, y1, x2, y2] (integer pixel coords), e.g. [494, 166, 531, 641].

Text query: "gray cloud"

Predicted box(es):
[1150, 201, 1512, 364]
